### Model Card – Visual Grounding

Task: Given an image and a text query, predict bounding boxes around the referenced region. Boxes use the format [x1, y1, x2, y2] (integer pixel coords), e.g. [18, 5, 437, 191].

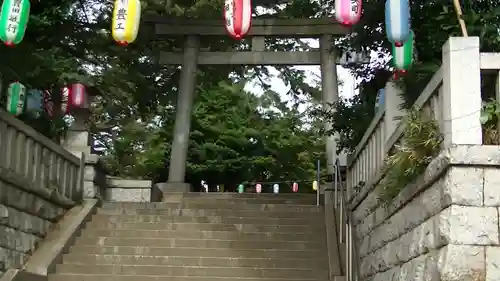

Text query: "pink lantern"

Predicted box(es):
[224, 0, 252, 40]
[255, 183, 262, 193]
[68, 83, 88, 110]
[292, 182, 299, 193]
[335, 0, 362, 26]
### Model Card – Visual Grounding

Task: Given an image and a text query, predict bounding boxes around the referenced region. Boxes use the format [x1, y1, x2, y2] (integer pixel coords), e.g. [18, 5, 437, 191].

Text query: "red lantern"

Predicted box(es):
[224, 0, 252, 40]
[68, 83, 88, 110]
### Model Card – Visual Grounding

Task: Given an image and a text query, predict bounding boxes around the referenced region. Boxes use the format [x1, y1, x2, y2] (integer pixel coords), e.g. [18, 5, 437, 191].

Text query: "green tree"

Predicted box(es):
[325, 0, 500, 152]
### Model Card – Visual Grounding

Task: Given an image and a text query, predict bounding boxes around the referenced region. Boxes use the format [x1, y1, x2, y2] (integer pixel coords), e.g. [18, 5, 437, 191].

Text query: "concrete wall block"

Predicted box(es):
[441, 166, 484, 206]
[484, 168, 500, 206]
[82, 181, 97, 199]
[83, 165, 96, 182]
[352, 189, 379, 225]
[0, 182, 65, 221]
[439, 205, 499, 245]
[486, 246, 500, 281]
[106, 188, 151, 202]
[358, 178, 444, 257]
[0, 225, 39, 253]
[358, 203, 497, 278]
[0, 204, 52, 237]
[0, 247, 27, 272]
[363, 245, 485, 281]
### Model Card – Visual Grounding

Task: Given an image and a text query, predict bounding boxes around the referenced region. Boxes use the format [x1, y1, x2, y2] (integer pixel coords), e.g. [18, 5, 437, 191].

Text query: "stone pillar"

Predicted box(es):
[63, 110, 92, 157]
[319, 34, 340, 175]
[165, 35, 199, 193]
[441, 37, 482, 147]
[63, 109, 107, 199]
[384, 80, 405, 144]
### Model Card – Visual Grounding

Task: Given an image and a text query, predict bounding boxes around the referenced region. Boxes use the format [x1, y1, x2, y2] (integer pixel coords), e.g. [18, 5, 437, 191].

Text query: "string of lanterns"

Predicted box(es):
[0, 0, 417, 116]
[385, 0, 413, 78]
[4, 81, 90, 117]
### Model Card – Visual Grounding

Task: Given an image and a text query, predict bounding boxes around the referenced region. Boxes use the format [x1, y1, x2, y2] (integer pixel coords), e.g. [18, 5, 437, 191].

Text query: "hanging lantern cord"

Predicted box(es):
[452, 0, 468, 36]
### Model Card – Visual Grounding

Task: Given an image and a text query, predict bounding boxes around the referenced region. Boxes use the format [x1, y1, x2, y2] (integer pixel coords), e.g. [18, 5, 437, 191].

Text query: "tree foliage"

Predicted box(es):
[326, 0, 500, 153]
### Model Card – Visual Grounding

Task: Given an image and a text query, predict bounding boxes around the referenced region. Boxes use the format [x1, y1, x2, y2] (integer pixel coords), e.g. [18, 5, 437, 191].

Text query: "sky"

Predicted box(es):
[243, 38, 358, 105]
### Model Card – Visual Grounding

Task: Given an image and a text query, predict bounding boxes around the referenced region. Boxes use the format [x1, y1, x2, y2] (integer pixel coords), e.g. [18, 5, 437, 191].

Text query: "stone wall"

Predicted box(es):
[105, 178, 152, 202]
[350, 145, 500, 281]
[0, 168, 75, 277]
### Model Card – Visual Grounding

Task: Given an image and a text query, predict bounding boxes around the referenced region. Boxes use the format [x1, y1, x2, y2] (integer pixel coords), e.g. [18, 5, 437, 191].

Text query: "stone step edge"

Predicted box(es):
[62, 253, 327, 262]
[75, 237, 323, 244]
[92, 214, 324, 219]
[86, 221, 322, 227]
[49, 273, 323, 280]
[80, 229, 325, 236]
[69, 246, 325, 252]
[57, 264, 326, 271]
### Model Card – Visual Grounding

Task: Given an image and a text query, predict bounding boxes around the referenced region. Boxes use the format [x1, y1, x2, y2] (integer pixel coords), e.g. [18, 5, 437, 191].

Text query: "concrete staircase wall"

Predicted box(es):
[48, 193, 330, 281]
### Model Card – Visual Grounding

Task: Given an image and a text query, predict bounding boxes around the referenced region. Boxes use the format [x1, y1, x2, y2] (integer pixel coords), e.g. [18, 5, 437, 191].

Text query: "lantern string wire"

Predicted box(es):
[236, 179, 322, 185]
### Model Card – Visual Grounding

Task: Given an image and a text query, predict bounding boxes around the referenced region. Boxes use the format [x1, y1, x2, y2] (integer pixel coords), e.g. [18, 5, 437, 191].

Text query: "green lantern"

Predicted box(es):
[6, 81, 26, 116]
[391, 30, 414, 72]
[238, 184, 244, 193]
[0, 0, 30, 46]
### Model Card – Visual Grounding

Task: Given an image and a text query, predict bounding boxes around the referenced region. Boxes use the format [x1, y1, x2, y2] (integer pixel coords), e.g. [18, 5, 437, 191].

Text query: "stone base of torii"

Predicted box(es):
[144, 16, 362, 193]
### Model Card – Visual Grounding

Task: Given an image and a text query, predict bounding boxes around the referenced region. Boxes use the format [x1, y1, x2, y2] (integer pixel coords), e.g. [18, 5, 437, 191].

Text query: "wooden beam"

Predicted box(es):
[159, 51, 369, 65]
[147, 17, 350, 37]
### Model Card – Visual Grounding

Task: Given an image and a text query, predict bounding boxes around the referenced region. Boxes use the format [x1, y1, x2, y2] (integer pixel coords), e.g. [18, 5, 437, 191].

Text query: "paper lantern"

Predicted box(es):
[224, 0, 252, 40]
[0, 0, 30, 46]
[238, 184, 244, 193]
[255, 183, 262, 193]
[111, 0, 141, 46]
[273, 184, 279, 194]
[312, 180, 318, 191]
[67, 83, 89, 110]
[385, 0, 411, 47]
[26, 89, 43, 117]
[334, 0, 362, 26]
[392, 30, 414, 76]
[292, 182, 299, 193]
[6, 82, 26, 116]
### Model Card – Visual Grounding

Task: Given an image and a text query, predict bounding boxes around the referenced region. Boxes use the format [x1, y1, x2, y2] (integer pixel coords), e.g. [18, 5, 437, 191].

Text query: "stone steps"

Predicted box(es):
[90, 214, 323, 225]
[84, 221, 321, 232]
[163, 193, 317, 204]
[62, 254, 328, 269]
[68, 245, 325, 259]
[55, 264, 328, 279]
[49, 274, 324, 281]
[74, 236, 323, 250]
[49, 194, 329, 281]
[79, 229, 322, 241]
[100, 202, 322, 213]
[97, 208, 323, 218]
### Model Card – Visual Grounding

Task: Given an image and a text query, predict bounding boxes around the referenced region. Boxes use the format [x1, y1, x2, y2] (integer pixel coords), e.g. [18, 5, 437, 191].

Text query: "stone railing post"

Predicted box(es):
[62, 109, 108, 200]
[384, 80, 405, 144]
[441, 37, 482, 147]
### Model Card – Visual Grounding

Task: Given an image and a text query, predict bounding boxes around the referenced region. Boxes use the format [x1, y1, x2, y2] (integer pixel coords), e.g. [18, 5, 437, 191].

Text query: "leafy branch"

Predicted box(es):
[378, 107, 442, 204]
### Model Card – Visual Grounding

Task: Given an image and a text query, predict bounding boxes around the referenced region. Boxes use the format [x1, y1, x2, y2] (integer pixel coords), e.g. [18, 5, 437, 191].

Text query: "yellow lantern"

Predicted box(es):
[111, 0, 141, 46]
[312, 180, 318, 191]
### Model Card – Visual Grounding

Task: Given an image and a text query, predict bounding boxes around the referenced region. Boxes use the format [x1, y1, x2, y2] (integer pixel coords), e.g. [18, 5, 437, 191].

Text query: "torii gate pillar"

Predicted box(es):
[166, 35, 199, 192]
[320, 34, 339, 175]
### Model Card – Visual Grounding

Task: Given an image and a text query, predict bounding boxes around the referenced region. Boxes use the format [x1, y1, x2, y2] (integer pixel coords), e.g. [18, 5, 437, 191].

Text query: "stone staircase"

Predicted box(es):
[48, 193, 329, 281]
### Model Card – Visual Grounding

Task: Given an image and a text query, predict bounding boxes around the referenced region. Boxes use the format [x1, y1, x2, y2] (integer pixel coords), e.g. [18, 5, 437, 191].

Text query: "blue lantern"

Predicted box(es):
[385, 0, 411, 47]
[26, 89, 43, 117]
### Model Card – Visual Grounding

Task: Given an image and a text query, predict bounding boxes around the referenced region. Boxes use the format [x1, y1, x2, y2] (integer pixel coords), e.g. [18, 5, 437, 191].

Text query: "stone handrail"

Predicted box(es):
[347, 37, 485, 202]
[0, 110, 83, 202]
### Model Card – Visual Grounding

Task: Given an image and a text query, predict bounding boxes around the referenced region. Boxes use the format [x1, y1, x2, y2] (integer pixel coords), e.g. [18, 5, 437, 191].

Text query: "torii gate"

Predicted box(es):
[146, 11, 358, 192]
